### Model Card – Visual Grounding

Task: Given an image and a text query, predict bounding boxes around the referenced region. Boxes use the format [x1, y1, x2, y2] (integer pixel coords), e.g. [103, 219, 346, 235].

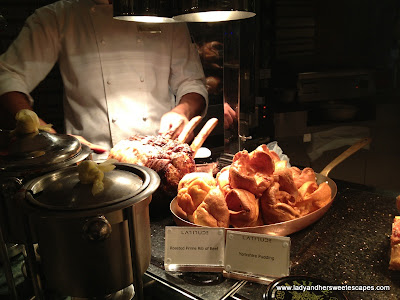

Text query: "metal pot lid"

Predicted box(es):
[0, 130, 86, 173]
[24, 163, 159, 210]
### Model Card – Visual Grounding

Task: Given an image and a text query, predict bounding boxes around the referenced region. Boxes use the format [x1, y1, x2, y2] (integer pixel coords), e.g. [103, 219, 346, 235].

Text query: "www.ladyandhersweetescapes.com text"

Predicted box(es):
[275, 284, 391, 292]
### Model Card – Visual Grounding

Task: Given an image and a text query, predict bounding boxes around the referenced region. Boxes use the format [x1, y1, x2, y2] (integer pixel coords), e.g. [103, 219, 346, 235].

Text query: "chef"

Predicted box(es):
[0, 0, 208, 157]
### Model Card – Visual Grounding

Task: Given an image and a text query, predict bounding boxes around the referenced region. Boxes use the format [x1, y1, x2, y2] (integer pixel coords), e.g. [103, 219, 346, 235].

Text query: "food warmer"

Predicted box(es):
[0, 129, 91, 299]
[18, 162, 160, 299]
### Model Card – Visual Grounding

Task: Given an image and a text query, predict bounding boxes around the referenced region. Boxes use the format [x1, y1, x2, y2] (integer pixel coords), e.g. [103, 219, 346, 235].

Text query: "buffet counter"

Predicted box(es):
[145, 179, 400, 300]
[1, 180, 399, 300]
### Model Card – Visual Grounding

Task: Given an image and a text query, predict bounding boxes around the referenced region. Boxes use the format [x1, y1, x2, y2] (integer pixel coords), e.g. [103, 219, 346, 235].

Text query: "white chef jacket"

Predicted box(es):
[0, 0, 208, 152]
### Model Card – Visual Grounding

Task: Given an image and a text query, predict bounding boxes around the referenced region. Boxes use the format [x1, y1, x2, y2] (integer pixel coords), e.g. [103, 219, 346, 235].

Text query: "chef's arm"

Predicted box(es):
[0, 91, 54, 132]
[172, 92, 206, 120]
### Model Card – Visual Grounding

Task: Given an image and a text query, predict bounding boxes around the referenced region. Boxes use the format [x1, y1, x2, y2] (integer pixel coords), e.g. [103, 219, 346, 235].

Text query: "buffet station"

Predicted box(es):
[1, 1, 400, 299]
[1, 109, 400, 300]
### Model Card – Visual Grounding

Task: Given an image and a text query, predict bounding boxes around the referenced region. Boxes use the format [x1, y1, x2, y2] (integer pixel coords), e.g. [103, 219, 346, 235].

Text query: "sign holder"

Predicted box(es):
[164, 227, 291, 283]
[164, 226, 226, 272]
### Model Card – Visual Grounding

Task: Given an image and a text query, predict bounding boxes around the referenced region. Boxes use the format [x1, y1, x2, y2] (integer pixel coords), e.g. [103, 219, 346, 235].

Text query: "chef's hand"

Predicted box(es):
[224, 103, 237, 129]
[158, 112, 188, 140]
[71, 135, 108, 154]
[159, 93, 205, 140]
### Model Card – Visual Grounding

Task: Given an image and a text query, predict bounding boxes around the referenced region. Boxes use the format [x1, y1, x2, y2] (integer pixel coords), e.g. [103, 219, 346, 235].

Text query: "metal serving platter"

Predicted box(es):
[170, 137, 372, 236]
[170, 173, 337, 236]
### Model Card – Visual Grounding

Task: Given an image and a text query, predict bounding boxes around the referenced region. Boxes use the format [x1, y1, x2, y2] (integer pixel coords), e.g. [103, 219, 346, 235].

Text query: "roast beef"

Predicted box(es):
[108, 135, 196, 202]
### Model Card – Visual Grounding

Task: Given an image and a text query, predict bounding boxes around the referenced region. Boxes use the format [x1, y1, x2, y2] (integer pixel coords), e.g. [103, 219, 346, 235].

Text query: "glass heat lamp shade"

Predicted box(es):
[174, 0, 255, 22]
[113, 0, 177, 23]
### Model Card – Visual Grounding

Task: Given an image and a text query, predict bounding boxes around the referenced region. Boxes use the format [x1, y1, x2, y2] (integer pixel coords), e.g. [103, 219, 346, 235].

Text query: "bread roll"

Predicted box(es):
[216, 166, 231, 195]
[274, 160, 288, 172]
[226, 189, 262, 228]
[193, 187, 230, 228]
[290, 167, 316, 189]
[273, 169, 302, 206]
[296, 181, 332, 215]
[178, 172, 216, 190]
[296, 181, 319, 215]
[260, 182, 300, 224]
[255, 145, 280, 162]
[175, 172, 216, 222]
[229, 148, 275, 197]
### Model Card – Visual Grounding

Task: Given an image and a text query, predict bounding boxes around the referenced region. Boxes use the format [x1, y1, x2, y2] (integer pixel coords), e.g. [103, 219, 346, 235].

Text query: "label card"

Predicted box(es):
[164, 226, 225, 272]
[224, 230, 290, 281]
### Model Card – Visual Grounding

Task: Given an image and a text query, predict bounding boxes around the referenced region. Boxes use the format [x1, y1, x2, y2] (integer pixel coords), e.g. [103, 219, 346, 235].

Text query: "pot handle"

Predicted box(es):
[319, 137, 372, 178]
[82, 215, 112, 242]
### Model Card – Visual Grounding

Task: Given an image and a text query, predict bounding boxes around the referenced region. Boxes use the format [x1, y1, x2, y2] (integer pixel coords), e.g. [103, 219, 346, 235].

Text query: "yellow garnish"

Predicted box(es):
[78, 160, 118, 195]
[11, 109, 53, 136]
[38, 123, 54, 132]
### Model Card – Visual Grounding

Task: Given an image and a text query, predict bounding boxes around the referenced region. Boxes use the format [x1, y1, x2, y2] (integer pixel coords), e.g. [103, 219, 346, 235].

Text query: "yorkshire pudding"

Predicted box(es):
[216, 166, 231, 195]
[260, 182, 301, 224]
[290, 167, 317, 189]
[193, 187, 230, 228]
[297, 181, 332, 215]
[175, 172, 216, 222]
[226, 188, 262, 228]
[229, 147, 275, 197]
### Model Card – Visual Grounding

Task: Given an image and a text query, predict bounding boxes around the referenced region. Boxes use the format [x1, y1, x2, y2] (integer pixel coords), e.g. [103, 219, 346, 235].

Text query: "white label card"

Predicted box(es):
[224, 230, 290, 279]
[164, 226, 225, 271]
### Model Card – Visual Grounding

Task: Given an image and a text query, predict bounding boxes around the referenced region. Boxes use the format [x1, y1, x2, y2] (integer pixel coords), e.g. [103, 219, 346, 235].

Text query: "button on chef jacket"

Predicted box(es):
[0, 0, 208, 153]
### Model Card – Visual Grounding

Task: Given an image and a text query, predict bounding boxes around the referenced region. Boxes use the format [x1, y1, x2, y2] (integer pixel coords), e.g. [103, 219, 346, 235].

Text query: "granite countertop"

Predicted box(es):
[147, 180, 400, 300]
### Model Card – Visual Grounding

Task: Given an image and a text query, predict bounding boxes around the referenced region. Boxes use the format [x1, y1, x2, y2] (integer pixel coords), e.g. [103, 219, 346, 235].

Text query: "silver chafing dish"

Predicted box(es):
[0, 129, 91, 299]
[0, 130, 92, 242]
[19, 163, 160, 299]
